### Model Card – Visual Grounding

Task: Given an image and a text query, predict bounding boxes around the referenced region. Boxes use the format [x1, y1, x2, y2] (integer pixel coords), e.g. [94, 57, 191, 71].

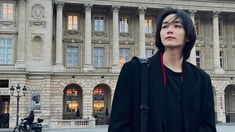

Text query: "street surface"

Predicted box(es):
[1, 124, 235, 132]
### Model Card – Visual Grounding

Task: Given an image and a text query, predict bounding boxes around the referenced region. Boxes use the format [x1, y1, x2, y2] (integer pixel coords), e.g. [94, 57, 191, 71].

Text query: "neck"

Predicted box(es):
[163, 49, 183, 72]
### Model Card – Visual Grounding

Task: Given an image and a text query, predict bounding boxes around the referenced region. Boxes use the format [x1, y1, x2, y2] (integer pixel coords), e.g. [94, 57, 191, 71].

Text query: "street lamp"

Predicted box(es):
[10, 84, 27, 126]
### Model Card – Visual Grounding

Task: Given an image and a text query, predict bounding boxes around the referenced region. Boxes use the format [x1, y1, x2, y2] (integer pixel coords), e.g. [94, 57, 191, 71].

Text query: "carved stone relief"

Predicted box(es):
[29, 4, 46, 27]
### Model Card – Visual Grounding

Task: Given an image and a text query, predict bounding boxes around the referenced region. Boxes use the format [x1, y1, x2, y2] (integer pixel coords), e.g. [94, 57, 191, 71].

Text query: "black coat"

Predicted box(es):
[108, 52, 217, 132]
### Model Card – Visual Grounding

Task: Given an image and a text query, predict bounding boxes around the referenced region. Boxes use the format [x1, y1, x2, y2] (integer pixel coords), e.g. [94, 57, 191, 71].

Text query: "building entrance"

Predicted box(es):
[0, 95, 10, 128]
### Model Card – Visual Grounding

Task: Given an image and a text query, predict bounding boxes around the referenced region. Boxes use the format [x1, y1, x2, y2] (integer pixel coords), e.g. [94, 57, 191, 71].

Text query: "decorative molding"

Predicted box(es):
[63, 38, 83, 43]
[213, 11, 220, 17]
[55, 0, 64, 9]
[65, 30, 81, 36]
[92, 32, 107, 37]
[19, 0, 27, 4]
[119, 33, 131, 37]
[188, 10, 197, 17]
[139, 7, 146, 14]
[29, 20, 46, 27]
[84, 3, 93, 11]
[112, 5, 120, 13]
[0, 20, 15, 26]
[145, 33, 153, 38]
[31, 4, 45, 20]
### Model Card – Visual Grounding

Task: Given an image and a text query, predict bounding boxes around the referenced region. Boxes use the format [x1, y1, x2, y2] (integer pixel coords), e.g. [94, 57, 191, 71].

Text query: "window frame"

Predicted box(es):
[119, 16, 129, 33]
[93, 15, 105, 32]
[66, 12, 79, 31]
[92, 47, 105, 68]
[144, 17, 153, 34]
[0, 1, 15, 20]
[65, 46, 80, 68]
[0, 38, 14, 65]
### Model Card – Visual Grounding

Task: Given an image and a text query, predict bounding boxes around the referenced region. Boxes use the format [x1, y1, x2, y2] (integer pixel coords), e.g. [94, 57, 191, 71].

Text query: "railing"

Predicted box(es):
[49, 118, 96, 128]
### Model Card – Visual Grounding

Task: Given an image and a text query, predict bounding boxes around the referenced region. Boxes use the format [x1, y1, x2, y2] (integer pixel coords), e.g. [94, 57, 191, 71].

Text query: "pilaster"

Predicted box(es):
[15, 0, 27, 69]
[54, 1, 64, 71]
[111, 5, 120, 72]
[139, 7, 146, 57]
[213, 11, 224, 74]
[83, 3, 93, 72]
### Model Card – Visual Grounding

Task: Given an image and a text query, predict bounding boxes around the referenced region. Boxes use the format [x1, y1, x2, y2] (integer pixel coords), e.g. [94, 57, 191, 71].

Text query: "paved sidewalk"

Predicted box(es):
[1, 124, 235, 132]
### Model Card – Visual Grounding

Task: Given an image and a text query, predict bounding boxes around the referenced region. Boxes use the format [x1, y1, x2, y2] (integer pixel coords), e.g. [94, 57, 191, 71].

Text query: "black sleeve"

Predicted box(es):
[108, 62, 134, 132]
[199, 76, 217, 132]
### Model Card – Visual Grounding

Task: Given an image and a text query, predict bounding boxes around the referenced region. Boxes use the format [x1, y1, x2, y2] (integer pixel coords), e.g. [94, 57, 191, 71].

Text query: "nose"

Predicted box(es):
[166, 25, 173, 34]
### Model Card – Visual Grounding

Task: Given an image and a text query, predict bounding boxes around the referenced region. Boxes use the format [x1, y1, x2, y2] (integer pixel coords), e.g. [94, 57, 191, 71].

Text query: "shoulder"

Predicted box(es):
[186, 62, 211, 80]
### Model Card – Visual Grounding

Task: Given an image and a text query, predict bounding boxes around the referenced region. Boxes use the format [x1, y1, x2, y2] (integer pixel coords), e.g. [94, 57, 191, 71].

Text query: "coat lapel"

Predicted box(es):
[182, 61, 200, 132]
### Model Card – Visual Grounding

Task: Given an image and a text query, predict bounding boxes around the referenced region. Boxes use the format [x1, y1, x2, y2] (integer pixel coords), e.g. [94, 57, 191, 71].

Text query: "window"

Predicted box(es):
[94, 16, 104, 32]
[119, 17, 128, 33]
[93, 47, 105, 67]
[119, 48, 130, 65]
[1, 3, 13, 20]
[144, 19, 153, 34]
[67, 14, 78, 30]
[220, 51, 224, 68]
[219, 19, 223, 36]
[0, 39, 13, 64]
[146, 49, 155, 58]
[93, 88, 105, 112]
[0, 80, 8, 88]
[66, 47, 79, 67]
[196, 50, 201, 67]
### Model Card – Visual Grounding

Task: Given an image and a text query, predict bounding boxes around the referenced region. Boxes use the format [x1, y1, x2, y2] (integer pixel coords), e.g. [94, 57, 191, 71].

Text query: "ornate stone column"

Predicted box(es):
[139, 7, 146, 57]
[111, 5, 120, 72]
[15, 0, 27, 69]
[55, 1, 64, 71]
[188, 10, 196, 65]
[213, 11, 224, 74]
[83, 3, 93, 72]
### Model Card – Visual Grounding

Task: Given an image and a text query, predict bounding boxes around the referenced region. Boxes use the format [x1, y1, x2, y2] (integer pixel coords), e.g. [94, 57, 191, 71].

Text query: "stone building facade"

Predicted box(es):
[0, 0, 235, 128]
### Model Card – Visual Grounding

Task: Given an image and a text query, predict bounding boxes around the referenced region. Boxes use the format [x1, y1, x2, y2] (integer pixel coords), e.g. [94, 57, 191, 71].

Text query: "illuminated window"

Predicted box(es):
[120, 17, 128, 33]
[93, 88, 105, 112]
[94, 16, 104, 32]
[0, 39, 13, 64]
[119, 48, 130, 65]
[66, 88, 78, 96]
[67, 14, 78, 30]
[1, 3, 13, 20]
[66, 101, 78, 112]
[144, 18, 153, 34]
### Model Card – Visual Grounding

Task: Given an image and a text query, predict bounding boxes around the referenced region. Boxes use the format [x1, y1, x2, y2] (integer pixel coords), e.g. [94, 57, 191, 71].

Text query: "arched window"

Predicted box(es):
[63, 84, 82, 119]
[93, 83, 111, 125]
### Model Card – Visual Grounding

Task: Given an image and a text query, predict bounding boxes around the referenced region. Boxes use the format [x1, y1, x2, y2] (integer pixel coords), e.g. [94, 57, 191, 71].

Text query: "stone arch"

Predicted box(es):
[63, 83, 83, 119]
[224, 84, 235, 122]
[32, 36, 42, 58]
[92, 83, 111, 125]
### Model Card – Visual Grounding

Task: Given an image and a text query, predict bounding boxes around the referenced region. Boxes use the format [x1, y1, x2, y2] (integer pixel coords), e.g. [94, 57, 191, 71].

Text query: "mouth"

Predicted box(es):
[165, 36, 176, 40]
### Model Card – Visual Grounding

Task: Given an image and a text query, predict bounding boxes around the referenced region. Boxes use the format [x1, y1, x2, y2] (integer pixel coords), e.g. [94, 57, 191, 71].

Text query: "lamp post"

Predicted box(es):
[10, 84, 27, 126]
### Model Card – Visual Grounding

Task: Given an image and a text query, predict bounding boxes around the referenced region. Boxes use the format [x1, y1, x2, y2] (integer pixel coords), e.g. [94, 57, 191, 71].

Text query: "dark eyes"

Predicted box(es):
[161, 24, 182, 29]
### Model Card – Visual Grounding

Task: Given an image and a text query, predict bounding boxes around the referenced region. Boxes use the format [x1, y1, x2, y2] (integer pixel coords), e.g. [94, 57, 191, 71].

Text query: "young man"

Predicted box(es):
[108, 8, 217, 132]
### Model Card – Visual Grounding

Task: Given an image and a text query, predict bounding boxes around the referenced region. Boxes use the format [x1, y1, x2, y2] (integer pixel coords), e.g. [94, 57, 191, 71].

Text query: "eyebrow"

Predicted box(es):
[162, 19, 182, 25]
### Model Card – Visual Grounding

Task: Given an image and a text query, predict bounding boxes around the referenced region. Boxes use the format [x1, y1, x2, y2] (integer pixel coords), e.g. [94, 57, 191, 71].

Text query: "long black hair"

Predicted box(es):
[155, 8, 196, 60]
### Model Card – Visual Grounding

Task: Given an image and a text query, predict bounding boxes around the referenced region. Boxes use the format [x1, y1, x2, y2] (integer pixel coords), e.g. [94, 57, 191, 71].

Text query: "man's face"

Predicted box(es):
[160, 14, 186, 49]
